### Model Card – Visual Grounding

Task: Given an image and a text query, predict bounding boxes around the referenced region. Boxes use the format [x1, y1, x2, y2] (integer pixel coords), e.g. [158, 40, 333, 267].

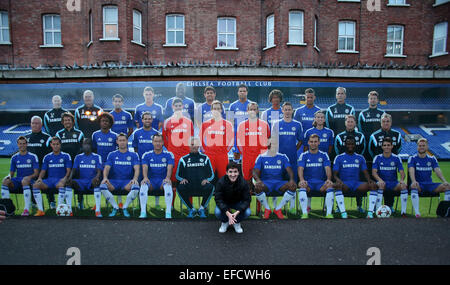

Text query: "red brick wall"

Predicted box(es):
[0, 0, 448, 67]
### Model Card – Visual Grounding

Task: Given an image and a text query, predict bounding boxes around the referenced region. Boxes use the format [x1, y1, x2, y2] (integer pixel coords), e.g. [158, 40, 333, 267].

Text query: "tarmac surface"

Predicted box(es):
[0, 217, 449, 265]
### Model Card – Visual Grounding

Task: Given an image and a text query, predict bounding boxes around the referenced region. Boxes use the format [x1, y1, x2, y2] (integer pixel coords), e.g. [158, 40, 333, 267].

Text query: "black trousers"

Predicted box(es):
[177, 182, 214, 210]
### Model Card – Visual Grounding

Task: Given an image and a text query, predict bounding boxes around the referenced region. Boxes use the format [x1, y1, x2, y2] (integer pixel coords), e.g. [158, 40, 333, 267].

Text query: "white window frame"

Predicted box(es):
[264, 14, 275, 50]
[41, 14, 63, 47]
[430, 22, 448, 58]
[101, 5, 119, 41]
[433, 0, 450, 7]
[164, 14, 186, 47]
[132, 9, 144, 47]
[385, 25, 406, 57]
[337, 20, 358, 53]
[387, 0, 410, 6]
[87, 10, 93, 47]
[287, 11, 305, 46]
[216, 17, 237, 50]
[314, 16, 319, 52]
[0, 11, 10, 44]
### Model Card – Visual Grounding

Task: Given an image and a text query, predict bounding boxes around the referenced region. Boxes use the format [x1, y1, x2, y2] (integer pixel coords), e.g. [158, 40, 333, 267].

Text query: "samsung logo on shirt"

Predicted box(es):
[306, 163, 322, 168]
[115, 121, 127, 125]
[264, 165, 281, 169]
[279, 131, 296, 136]
[333, 114, 348, 119]
[187, 162, 206, 167]
[48, 118, 62, 122]
[149, 163, 167, 168]
[97, 142, 114, 147]
[28, 143, 44, 147]
[115, 161, 131, 166]
[172, 129, 187, 133]
[379, 166, 396, 171]
[138, 139, 153, 144]
[416, 167, 432, 171]
[49, 163, 65, 168]
[246, 132, 263, 136]
[208, 130, 225, 135]
[80, 165, 96, 169]
[16, 164, 32, 168]
[342, 164, 359, 168]
[364, 118, 380, 122]
[62, 139, 79, 143]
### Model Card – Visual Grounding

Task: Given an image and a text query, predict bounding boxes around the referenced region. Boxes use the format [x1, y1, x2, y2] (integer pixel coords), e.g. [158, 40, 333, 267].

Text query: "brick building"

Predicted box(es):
[0, 0, 448, 68]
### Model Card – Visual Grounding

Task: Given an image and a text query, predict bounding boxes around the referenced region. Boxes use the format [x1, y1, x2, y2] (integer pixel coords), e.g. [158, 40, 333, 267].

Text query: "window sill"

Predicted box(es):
[86, 41, 93, 48]
[263, 45, 276, 51]
[429, 52, 448, 58]
[433, 1, 449, 7]
[0, 42, 12, 45]
[337, 0, 361, 2]
[215, 47, 239, 50]
[287, 42, 307, 46]
[384, 54, 407, 58]
[386, 4, 411, 7]
[314, 46, 320, 52]
[336, 50, 359, 54]
[99, 38, 120, 42]
[163, 44, 187, 47]
[131, 40, 146, 47]
[40, 44, 64, 48]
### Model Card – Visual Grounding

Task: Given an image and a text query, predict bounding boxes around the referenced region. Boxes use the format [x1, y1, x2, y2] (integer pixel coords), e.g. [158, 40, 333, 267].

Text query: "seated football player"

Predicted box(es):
[297, 134, 335, 219]
[100, 133, 140, 218]
[372, 137, 407, 217]
[252, 137, 297, 220]
[139, 134, 175, 219]
[408, 138, 450, 218]
[33, 137, 72, 216]
[332, 136, 377, 219]
[2, 136, 39, 216]
[66, 138, 103, 217]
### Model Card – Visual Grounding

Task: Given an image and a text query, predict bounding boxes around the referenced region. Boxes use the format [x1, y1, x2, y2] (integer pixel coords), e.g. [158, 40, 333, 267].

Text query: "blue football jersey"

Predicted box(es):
[73, 153, 103, 179]
[261, 107, 284, 129]
[131, 128, 161, 160]
[373, 154, 403, 182]
[110, 110, 133, 135]
[164, 96, 195, 120]
[197, 102, 226, 123]
[142, 150, 175, 180]
[303, 127, 334, 153]
[134, 103, 164, 130]
[333, 153, 367, 181]
[271, 119, 303, 167]
[294, 105, 321, 133]
[228, 99, 252, 130]
[297, 151, 331, 181]
[407, 154, 439, 183]
[10, 152, 39, 178]
[254, 152, 291, 181]
[42, 152, 72, 179]
[106, 150, 140, 180]
[92, 130, 118, 163]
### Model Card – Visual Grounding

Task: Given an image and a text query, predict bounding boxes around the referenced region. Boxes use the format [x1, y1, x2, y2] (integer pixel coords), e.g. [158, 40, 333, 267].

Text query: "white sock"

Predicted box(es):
[100, 184, 119, 210]
[256, 192, 270, 211]
[410, 189, 420, 216]
[335, 190, 346, 213]
[1, 185, 10, 199]
[289, 192, 296, 210]
[33, 189, 44, 211]
[139, 184, 149, 215]
[298, 188, 308, 214]
[308, 197, 312, 210]
[57, 187, 65, 207]
[376, 190, 383, 209]
[272, 197, 277, 208]
[163, 184, 173, 214]
[444, 190, 450, 201]
[155, 196, 160, 207]
[93, 188, 101, 212]
[23, 186, 32, 211]
[325, 189, 334, 216]
[123, 185, 139, 209]
[368, 191, 378, 212]
[275, 191, 295, 211]
[65, 187, 73, 210]
[400, 190, 408, 214]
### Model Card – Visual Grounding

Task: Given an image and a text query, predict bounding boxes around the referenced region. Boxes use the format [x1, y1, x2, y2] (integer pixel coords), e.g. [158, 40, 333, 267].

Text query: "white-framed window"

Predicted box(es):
[265, 14, 275, 49]
[338, 21, 356, 52]
[42, 14, 62, 46]
[386, 25, 404, 56]
[0, 11, 10, 44]
[432, 22, 448, 56]
[388, 0, 408, 5]
[132, 9, 143, 45]
[288, 11, 304, 45]
[217, 17, 236, 49]
[87, 10, 93, 47]
[165, 14, 185, 46]
[102, 5, 119, 40]
[434, 0, 450, 7]
[314, 16, 319, 51]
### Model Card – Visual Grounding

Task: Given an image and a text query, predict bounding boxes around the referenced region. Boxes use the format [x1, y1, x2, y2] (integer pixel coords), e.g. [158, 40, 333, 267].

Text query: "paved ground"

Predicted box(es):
[0, 217, 449, 265]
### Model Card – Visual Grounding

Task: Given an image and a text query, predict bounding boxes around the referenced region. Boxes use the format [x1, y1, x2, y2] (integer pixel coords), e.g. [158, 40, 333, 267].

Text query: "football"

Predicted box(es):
[376, 205, 392, 218]
[56, 204, 71, 216]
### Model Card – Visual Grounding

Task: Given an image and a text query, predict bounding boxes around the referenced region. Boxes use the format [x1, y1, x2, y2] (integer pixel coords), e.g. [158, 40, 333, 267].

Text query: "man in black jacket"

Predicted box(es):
[214, 162, 251, 234]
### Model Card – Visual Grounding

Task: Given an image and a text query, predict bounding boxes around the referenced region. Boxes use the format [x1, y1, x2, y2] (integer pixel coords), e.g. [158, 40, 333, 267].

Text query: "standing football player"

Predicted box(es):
[134, 86, 164, 131]
[132, 111, 160, 160]
[196, 86, 225, 127]
[294, 88, 321, 133]
[74, 90, 103, 140]
[110, 94, 134, 138]
[326, 87, 355, 135]
[164, 82, 195, 120]
[261, 89, 284, 129]
[43, 95, 69, 137]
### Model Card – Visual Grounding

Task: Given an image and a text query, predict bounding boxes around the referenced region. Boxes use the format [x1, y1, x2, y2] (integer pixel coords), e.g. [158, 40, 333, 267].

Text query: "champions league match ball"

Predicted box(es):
[56, 204, 71, 216]
[376, 205, 392, 218]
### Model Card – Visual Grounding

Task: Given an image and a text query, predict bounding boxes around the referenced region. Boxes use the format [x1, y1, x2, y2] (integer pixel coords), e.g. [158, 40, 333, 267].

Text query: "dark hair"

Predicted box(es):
[82, 138, 93, 145]
[382, 137, 393, 145]
[204, 86, 216, 94]
[309, 134, 320, 141]
[173, 98, 183, 106]
[141, 111, 153, 120]
[98, 112, 114, 127]
[282, 102, 293, 108]
[61, 112, 75, 123]
[268, 89, 283, 103]
[17, 136, 27, 143]
[152, 133, 163, 141]
[305, 88, 315, 95]
[117, 132, 128, 139]
[112, 94, 124, 101]
[226, 161, 240, 171]
[344, 135, 356, 144]
[238, 84, 248, 92]
[51, 136, 61, 144]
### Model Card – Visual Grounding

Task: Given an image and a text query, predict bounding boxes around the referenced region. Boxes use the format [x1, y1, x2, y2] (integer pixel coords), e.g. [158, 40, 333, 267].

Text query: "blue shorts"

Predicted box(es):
[382, 181, 400, 191]
[73, 179, 93, 192]
[11, 177, 35, 191]
[42, 177, 62, 189]
[418, 182, 441, 193]
[308, 179, 326, 192]
[342, 180, 365, 192]
[262, 179, 287, 195]
[109, 179, 130, 191]
[144, 178, 165, 195]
